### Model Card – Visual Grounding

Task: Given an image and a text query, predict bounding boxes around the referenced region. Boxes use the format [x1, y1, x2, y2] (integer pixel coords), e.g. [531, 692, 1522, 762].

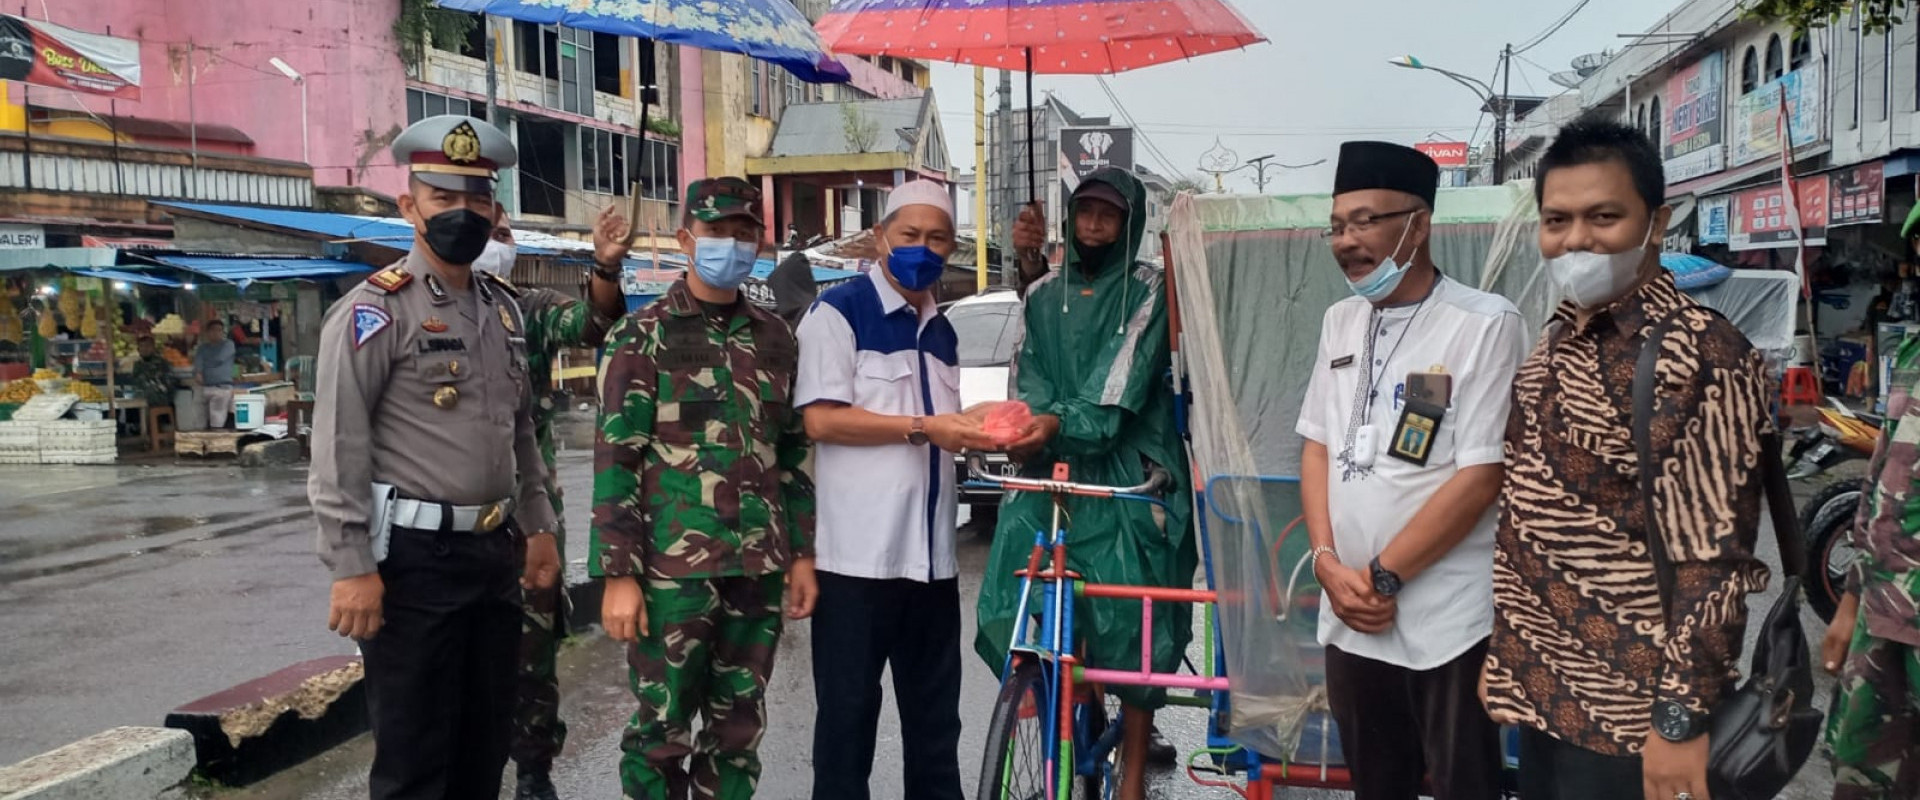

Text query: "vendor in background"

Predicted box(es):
[128, 335, 176, 408]
[193, 320, 237, 428]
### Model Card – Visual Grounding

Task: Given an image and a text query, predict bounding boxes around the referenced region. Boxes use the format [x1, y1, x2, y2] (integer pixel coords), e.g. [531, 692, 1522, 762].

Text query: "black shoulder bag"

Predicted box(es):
[1631, 317, 1823, 800]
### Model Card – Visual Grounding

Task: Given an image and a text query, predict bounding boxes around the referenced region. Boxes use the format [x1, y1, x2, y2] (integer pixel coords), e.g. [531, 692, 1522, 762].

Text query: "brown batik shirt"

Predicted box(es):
[1485, 270, 1773, 757]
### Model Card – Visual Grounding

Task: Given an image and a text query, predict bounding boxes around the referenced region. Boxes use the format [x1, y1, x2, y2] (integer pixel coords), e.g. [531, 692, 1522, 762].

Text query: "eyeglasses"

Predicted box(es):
[1321, 208, 1421, 240]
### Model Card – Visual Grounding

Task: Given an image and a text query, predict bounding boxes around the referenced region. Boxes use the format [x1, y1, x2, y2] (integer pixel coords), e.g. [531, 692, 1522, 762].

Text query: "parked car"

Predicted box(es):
[943, 290, 1024, 526]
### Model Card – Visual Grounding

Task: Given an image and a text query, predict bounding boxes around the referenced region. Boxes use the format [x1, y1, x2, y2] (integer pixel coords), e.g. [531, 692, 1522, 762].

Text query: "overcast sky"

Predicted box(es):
[919, 0, 1679, 195]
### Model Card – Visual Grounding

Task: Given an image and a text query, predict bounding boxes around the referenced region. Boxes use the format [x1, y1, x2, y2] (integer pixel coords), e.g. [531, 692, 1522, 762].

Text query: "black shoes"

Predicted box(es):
[1146, 725, 1177, 767]
[515, 768, 560, 800]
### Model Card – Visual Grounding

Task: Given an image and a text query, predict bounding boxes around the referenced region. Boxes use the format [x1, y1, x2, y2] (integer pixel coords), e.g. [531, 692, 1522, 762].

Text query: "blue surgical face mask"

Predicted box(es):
[884, 242, 946, 292]
[692, 236, 758, 290]
[1345, 212, 1421, 302]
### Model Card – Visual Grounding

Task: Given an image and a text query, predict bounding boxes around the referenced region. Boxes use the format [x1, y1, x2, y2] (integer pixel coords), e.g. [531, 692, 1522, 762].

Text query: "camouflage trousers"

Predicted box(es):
[512, 480, 569, 774]
[622, 573, 784, 800]
[1826, 609, 1919, 799]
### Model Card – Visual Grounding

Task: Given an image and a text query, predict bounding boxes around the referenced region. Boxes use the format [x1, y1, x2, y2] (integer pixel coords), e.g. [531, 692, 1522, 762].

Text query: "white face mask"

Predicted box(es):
[1345, 212, 1421, 302]
[473, 239, 518, 276]
[1546, 222, 1656, 309]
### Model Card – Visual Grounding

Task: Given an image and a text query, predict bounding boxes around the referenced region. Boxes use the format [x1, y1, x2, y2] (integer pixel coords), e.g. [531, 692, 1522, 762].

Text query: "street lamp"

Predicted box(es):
[268, 57, 309, 166]
[1244, 153, 1327, 194]
[1389, 50, 1512, 183]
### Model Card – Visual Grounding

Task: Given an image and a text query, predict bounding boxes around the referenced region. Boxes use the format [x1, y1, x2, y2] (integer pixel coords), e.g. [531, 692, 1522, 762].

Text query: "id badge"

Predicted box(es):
[1388, 399, 1446, 466]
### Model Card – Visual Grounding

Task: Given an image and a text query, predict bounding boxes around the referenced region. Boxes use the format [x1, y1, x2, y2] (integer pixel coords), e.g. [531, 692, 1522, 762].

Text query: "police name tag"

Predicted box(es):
[1387, 398, 1445, 466]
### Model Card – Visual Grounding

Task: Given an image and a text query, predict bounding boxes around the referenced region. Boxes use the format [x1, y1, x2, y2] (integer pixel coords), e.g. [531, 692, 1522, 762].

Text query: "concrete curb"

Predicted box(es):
[163, 656, 367, 787]
[0, 726, 195, 800]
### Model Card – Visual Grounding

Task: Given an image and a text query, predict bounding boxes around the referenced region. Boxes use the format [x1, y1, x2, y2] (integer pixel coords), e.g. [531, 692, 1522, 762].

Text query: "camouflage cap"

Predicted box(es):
[684, 177, 765, 226]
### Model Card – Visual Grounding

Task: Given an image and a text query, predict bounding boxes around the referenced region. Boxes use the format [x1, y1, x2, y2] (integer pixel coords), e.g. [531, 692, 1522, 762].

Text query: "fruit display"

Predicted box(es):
[154, 314, 186, 336]
[69, 381, 106, 403]
[162, 347, 190, 367]
[1, 377, 38, 403]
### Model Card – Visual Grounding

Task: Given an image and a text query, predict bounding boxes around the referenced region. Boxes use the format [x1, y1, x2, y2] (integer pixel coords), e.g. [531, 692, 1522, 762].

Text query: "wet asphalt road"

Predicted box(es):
[0, 414, 1846, 798]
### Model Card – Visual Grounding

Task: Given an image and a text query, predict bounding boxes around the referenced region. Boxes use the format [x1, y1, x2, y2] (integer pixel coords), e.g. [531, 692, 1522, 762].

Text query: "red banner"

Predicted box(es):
[1730, 179, 1828, 250]
[1415, 141, 1470, 168]
[0, 15, 141, 100]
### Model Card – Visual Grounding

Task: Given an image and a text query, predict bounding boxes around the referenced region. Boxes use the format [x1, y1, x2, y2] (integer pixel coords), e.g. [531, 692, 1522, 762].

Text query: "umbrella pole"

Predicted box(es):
[1024, 48, 1035, 204]
[629, 95, 650, 241]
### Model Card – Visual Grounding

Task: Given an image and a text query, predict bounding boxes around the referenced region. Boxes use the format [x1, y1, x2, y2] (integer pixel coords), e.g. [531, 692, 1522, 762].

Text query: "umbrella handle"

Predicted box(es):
[1025, 48, 1035, 205]
[629, 96, 650, 241]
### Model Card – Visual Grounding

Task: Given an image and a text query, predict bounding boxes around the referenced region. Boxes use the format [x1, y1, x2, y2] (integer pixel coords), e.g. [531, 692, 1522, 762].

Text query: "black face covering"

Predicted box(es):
[421, 208, 493, 265]
[1072, 238, 1115, 273]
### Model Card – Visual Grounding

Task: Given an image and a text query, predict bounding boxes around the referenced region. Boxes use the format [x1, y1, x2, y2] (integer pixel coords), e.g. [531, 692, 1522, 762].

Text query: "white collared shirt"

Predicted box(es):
[1295, 275, 1528, 670]
[795, 271, 961, 582]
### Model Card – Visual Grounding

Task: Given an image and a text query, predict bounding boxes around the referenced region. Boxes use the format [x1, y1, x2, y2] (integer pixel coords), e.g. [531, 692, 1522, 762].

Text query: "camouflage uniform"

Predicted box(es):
[589, 275, 814, 800]
[511, 285, 619, 775]
[126, 354, 176, 407]
[1829, 334, 1920, 798]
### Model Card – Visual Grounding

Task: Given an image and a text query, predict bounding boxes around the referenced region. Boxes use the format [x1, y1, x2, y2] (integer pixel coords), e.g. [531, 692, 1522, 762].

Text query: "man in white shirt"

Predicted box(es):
[1296, 141, 1527, 800]
[794, 181, 993, 800]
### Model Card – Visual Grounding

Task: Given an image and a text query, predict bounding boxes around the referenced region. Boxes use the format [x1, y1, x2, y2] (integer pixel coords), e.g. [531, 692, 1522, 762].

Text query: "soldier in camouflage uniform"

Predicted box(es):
[591, 177, 816, 800]
[1822, 224, 1920, 799]
[476, 208, 632, 800]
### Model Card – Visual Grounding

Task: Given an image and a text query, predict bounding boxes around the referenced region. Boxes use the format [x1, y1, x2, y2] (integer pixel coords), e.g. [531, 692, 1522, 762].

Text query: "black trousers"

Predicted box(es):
[1325, 638, 1503, 800]
[810, 572, 964, 800]
[360, 524, 523, 800]
[1516, 726, 1642, 800]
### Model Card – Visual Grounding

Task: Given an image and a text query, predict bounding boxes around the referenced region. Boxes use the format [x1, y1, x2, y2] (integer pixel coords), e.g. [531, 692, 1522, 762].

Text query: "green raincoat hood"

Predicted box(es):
[1065, 166, 1151, 277]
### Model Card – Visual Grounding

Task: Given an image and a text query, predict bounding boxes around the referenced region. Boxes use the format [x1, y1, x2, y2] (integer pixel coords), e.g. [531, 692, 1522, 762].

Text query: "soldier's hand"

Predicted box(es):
[1012, 202, 1047, 252]
[327, 573, 385, 641]
[522, 531, 561, 591]
[1822, 591, 1859, 674]
[785, 557, 819, 620]
[593, 204, 634, 268]
[602, 576, 647, 643]
[926, 413, 997, 454]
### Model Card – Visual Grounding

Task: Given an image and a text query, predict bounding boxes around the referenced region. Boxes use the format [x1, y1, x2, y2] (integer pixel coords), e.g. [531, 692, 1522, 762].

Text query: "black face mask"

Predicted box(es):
[420, 208, 493, 266]
[1072, 239, 1115, 272]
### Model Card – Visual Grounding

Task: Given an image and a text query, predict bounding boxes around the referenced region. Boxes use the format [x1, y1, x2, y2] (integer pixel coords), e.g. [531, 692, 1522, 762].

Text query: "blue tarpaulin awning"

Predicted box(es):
[141, 255, 375, 284]
[74, 268, 184, 288]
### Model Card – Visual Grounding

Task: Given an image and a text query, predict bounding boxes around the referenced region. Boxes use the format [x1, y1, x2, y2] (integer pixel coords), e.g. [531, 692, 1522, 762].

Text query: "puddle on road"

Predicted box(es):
[0, 509, 313, 581]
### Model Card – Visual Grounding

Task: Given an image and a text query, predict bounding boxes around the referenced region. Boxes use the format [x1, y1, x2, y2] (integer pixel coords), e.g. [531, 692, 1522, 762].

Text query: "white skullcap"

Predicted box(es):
[882, 180, 955, 223]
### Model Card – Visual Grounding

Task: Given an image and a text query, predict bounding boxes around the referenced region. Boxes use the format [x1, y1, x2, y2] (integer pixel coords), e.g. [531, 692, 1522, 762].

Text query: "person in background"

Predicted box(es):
[477, 208, 631, 800]
[796, 181, 991, 800]
[592, 177, 816, 800]
[1484, 116, 1772, 800]
[1816, 204, 1920, 800]
[977, 166, 1188, 800]
[128, 334, 177, 409]
[1296, 141, 1524, 800]
[193, 319, 236, 428]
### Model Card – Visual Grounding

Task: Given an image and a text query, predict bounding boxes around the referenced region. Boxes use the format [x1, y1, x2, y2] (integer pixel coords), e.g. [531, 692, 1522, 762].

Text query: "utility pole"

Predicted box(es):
[996, 68, 1015, 286]
[1247, 154, 1276, 193]
[1493, 43, 1511, 184]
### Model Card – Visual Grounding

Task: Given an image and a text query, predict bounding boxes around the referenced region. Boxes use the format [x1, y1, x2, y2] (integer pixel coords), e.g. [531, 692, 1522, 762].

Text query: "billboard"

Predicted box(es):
[1059, 126, 1135, 181]
[1730, 64, 1824, 167]
[1828, 161, 1886, 227]
[1698, 195, 1731, 244]
[1415, 141, 1471, 168]
[1664, 52, 1726, 183]
[1729, 179, 1828, 251]
[0, 15, 140, 99]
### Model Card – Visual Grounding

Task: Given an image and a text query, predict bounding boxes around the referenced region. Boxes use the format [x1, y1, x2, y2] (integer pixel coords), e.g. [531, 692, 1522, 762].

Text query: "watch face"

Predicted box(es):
[1370, 563, 1402, 596]
[1655, 701, 1693, 741]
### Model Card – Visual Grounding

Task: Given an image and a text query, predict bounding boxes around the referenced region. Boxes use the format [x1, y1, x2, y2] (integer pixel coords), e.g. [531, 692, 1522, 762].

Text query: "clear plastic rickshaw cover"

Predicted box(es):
[1165, 184, 1547, 763]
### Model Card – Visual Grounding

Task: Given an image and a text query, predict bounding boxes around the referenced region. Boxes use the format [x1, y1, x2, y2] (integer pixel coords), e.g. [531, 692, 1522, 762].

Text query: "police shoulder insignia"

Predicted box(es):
[351, 304, 393, 350]
[442, 122, 482, 164]
[367, 267, 413, 293]
[481, 271, 521, 297]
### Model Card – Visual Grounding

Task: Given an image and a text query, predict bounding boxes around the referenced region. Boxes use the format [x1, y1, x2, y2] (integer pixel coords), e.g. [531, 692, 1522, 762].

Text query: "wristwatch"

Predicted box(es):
[906, 416, 929, 446]
[591, 259, 622, 281]
[1653, 699, 1709, 742]
[1369, 556, 1403, 597]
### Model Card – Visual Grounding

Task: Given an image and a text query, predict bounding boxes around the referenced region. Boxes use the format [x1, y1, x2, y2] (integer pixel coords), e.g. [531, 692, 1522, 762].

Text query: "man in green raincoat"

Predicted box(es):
[976, 166, 1195, 797]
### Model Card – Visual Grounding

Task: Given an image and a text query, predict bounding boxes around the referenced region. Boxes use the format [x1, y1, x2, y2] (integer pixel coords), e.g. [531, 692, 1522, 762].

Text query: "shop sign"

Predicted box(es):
[1730, 64, 1824, 167]
[1665, 51, 1727, 183]
[1698, 195, 1731, 244]
[0, 14, 140, 99]
[1729, 179, 1828, 251]
[1415, 141, 1471, 168]
[1828, 161, 1886, 227]
[0, 223, 44, 248]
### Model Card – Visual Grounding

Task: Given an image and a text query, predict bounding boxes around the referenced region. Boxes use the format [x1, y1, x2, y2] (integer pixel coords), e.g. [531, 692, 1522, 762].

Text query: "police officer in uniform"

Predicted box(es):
[309, 114, 562, 800]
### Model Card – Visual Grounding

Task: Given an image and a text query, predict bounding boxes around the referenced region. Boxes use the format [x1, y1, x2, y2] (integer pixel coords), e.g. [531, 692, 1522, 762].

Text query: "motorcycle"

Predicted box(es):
[1788, 400, 1881, 623]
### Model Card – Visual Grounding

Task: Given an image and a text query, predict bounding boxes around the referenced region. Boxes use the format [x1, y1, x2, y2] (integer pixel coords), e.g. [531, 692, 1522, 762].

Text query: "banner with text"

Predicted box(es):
[1059, 126, 1135, 181]
[1664, 51, 1726, 183]
[1828, 161, 1886, 227]
[1730, 64, 1823, 167]
[0, 15, 140, 99]
[1415, 141, 1471, 168]
[1729, 180, 1828, 250]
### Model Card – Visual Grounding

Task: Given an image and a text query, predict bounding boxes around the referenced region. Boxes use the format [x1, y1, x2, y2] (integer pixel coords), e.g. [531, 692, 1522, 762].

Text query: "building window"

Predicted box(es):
[431, 11, 487, 57]
[1649, 96, 1662, 146]
[1634, 104, 1646, 132]
[1852, 5, 1863, 130]
[751, 60, 765, 116]
[1883, 28, 1894, 120]
[785, 72, 803, 110]
[635, 137, 681, 202]
[1789, 32, 1811, 71]
[1742, 45, 1759, 94]
[406, 88, 479, 124]
[1765, 34, 1785, 80]
[593, 32, 623, 96]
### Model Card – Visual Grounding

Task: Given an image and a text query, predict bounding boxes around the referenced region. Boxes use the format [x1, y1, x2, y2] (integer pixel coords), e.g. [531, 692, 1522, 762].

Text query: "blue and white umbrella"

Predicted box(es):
[436, 0, 851, 83]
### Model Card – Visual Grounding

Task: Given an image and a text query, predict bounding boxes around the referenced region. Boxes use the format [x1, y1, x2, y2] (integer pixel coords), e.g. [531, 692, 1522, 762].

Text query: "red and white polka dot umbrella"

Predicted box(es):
[815, 0, 1266, 75]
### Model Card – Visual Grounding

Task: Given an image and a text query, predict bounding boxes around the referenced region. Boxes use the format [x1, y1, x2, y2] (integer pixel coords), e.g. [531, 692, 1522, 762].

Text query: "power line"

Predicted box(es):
[1514, 0, 1594, 55]
[1093, 76, 1183, 176]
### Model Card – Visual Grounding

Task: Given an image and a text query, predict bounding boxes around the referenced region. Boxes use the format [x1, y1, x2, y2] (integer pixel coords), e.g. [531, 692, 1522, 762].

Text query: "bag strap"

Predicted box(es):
[1630, 314, 1806, 617]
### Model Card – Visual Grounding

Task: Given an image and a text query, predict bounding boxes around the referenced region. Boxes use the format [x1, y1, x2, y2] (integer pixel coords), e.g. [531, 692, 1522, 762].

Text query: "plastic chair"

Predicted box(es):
[1781, 366, 1821, 406]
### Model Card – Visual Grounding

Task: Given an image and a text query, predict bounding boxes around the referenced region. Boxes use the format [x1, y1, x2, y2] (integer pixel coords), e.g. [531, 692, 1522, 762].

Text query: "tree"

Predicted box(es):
[1167, 174, 1209, 195]
[394, 0, 476, 69]
[1743, 0, 1908, 33]
[841, 104, 881, 153]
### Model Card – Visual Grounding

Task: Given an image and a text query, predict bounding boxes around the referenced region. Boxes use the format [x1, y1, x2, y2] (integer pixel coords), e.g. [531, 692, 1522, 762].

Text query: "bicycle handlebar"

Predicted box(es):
[963, 452, 1170, 498]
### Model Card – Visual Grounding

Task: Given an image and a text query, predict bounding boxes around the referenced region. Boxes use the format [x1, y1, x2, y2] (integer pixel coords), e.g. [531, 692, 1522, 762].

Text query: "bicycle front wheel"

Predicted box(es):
[979, 660, 1103, 800]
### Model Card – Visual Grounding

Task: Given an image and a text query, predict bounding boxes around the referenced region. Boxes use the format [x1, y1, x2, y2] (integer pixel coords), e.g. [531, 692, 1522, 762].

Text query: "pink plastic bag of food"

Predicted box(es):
[982, 401, 1034, 448]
